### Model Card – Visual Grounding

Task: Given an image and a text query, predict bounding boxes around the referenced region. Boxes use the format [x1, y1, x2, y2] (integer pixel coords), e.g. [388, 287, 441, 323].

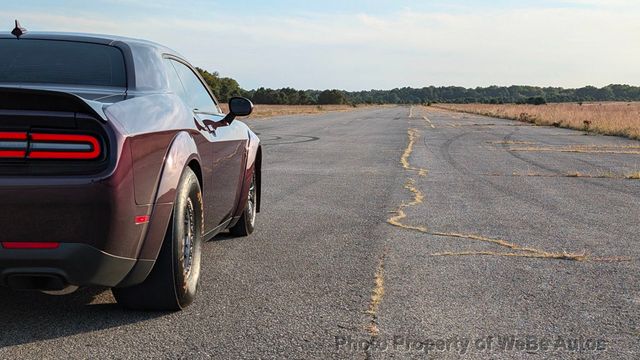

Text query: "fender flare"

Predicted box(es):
[255, 145, 262, 213]
[232, 131, 262, 221]
[116, 131, 201, 287]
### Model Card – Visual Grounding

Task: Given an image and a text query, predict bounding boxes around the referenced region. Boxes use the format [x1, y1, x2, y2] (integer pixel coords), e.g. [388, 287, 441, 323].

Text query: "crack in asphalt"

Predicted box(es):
[509, 146, 640, 155]
[387, 108, 630, 262]
[364, 249, 387, 339]
[362, 245, 389, 360]
[422, 115, 436, 129]
[500, 131, 640, 197]
[400, 128, 428, 177]
[358, 105, 632, 359]
[483, 172, 640, 180]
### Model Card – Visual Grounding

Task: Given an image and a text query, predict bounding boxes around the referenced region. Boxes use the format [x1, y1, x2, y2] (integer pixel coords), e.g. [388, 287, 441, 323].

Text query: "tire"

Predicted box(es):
[229, 171, 257, 237]
[113, 168, 203, 311]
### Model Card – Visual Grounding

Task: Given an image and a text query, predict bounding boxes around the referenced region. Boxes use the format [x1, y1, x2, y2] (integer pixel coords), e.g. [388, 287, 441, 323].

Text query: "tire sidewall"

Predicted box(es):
[172, 169, 203, 308]
[245, 172, 257, 233]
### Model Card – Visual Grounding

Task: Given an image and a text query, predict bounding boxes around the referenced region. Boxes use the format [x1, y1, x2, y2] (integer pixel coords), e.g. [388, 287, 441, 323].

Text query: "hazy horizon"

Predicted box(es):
[2, 0, 638, 91]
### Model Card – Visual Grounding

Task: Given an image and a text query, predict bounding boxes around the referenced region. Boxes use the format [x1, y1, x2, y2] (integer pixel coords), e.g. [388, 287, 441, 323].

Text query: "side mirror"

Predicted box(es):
[223, 97, 254, 124]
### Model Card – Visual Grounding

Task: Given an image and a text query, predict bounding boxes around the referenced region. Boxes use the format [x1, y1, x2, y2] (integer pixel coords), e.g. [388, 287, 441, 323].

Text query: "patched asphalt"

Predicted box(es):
[0, 107, 637, 359]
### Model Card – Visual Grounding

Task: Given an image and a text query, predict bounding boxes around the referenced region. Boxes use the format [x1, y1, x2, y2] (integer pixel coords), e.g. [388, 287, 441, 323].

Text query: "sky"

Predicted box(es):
[1, 0, 639, 91]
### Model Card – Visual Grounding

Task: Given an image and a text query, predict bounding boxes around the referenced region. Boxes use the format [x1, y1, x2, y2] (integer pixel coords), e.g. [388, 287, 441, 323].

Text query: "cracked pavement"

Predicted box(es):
[0, 106, 637, 359]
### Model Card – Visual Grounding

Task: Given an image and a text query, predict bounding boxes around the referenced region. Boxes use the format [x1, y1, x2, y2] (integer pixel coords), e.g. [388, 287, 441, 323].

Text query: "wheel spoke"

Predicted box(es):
[248, 175, 257, 226]
[182, 198, 195, 277]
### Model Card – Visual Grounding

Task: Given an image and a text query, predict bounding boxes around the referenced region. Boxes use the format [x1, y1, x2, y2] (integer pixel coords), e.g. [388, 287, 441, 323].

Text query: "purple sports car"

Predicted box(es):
[0, 24, 261, 310]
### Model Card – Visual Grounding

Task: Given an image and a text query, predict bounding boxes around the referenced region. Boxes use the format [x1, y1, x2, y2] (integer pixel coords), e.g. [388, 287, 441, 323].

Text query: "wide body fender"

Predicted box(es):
[232, 128, 262, 219]
[116, 131, 200, 287]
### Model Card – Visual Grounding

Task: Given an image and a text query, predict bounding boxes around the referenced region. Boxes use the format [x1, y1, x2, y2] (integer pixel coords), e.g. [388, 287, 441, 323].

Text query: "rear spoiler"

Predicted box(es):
[0, 87, 106, 122]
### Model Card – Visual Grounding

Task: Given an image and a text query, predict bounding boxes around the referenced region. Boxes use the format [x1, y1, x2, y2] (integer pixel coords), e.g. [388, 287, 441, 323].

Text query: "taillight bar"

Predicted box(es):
[0, 132, 27, 140]
[29, 133, 101, 160]
[1, 242, 60, 249]
[0, 131, 28, 158]
[0, 150, 27, 158]
[0, 131, 101, 160]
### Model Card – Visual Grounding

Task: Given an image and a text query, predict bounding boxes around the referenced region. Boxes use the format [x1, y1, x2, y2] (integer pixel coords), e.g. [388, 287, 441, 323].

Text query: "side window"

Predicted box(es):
[170, 60, 219, 114]
[163, 59, 187, 101]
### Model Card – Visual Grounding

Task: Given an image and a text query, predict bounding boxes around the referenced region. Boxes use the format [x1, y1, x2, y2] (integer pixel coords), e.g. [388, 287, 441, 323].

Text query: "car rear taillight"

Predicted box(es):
[0, 131, 28, 158]
[1, 242, 60, 249]
[29, 133, 101, 160]
[0, 132, 101, 160]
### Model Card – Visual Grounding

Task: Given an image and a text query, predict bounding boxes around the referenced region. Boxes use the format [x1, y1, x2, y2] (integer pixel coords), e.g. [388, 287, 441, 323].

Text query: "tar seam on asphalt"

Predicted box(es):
[487, 140, 536, 145]
[482, 171, 640, 180]
[387, 108, 631, 262]
[422, 115, 436, 129]
[400, 128, 428, 177]
[508, 146, 640, 155]
[365, 248, 387, 337]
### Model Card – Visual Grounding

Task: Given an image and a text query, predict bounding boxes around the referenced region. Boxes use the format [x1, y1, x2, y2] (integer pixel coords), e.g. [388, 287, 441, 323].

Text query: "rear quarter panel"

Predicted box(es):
[104, 94, 205, 206]
[105, 94, 206, 261]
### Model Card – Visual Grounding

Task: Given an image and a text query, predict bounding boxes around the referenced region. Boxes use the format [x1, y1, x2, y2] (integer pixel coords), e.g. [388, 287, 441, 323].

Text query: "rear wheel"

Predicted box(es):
[113, 168, 203, 311]
[229, 172, 257, 237]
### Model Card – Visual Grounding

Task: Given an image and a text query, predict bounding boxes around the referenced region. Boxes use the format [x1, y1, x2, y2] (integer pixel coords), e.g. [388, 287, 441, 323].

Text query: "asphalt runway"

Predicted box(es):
[0, 106, 637, 359]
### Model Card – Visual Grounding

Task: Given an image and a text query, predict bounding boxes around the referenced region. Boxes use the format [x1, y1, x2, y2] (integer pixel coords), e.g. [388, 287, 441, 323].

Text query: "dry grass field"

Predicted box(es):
[433, 102, 640, 140]
[220, 104, 375, 119]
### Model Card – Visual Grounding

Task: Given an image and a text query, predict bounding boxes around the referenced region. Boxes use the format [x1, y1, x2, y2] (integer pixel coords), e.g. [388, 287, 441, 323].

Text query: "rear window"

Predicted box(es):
[0, 39, 126, 87]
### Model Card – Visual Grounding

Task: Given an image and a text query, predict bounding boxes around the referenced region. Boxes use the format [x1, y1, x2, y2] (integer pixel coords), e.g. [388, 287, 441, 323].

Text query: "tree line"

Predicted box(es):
[196, 68, 640, 105]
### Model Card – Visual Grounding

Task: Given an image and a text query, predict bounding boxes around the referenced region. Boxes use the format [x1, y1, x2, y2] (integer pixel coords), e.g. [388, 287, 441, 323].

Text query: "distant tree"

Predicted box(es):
[525, 97, 547, 105]
[195, 66, 640, 105]
[196, 67, 242, 102]
[253, 88, 288, 104]
[574, 86, 598, 102]
[317, 90, 347, 105]
[297, 90, 313, 105]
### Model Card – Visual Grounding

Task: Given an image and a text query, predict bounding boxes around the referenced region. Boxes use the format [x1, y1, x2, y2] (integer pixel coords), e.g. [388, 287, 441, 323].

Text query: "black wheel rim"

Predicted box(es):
[183, 197, 196, 277]
[248, 175, 256, 227]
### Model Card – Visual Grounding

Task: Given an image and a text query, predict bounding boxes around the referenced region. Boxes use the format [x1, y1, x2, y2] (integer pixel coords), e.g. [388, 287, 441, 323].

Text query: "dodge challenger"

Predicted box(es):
[0, 25, 262, 310]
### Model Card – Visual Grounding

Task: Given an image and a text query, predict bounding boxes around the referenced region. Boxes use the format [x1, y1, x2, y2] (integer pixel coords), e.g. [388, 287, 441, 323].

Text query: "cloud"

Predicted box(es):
[1, 3, 638, 90]
[557, 0, 639, 6]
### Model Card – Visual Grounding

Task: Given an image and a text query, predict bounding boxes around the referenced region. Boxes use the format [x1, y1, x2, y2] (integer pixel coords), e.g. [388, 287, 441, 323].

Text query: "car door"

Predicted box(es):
[168, 59, 247, 232]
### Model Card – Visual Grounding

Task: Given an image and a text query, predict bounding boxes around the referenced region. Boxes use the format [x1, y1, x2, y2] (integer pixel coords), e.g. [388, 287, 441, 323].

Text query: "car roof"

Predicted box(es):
[0, 31, 191, 92]
[0, 31, 184, 58]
